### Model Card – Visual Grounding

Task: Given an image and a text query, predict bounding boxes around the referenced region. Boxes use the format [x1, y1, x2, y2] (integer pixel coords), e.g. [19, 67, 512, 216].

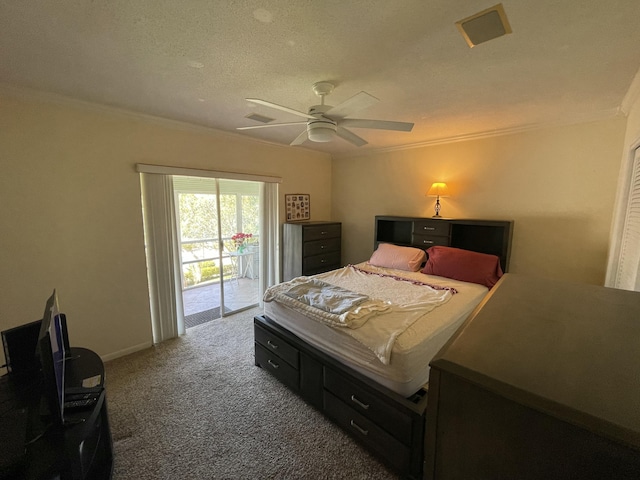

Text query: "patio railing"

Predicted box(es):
[180, 236, 258, 289]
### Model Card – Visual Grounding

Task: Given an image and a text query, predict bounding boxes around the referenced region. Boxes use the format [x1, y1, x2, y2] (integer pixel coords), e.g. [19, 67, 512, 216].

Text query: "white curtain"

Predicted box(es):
[140, 173, 186, 343]
[606, 145, 640, 290]
[259, 182, 280, 303]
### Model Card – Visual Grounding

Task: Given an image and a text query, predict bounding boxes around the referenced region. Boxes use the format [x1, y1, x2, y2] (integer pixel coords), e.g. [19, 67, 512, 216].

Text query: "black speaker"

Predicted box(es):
[1, 320, 42, 382]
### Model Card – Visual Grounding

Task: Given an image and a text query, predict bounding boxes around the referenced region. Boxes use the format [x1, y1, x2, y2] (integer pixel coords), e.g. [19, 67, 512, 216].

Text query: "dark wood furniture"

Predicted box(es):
[425, 274, 640, 480]
[375, 216, 513, 272]
[258, 216, 514, 478]
[283, 221, 342, 281]
[0, 347, 113, 480]
[255, 315, 428, 478]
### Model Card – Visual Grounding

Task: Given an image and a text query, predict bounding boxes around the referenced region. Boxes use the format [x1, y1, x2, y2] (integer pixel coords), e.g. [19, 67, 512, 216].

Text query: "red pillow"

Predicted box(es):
[421, 246, 503, 288]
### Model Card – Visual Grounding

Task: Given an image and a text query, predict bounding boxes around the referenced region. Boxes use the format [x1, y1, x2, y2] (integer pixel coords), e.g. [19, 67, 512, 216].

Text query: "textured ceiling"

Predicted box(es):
[2, 1, 640, 157]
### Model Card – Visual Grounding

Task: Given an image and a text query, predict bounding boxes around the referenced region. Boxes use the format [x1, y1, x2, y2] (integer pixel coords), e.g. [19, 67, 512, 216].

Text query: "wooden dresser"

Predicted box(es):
[283, 221, 342, 281]
[425, 274, 640, 480]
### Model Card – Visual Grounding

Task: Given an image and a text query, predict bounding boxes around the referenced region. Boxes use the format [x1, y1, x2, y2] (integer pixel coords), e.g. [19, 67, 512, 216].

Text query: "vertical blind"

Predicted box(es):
[615, 147, 640, 290]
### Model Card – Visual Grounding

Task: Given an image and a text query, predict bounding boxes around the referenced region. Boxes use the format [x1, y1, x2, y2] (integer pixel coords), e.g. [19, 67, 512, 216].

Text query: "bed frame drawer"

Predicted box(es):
[255, 322, 299, 368]
[254, 314, 427, 480]
[324, 368, 413, 443]
[255, 343, 299, 391]
[324, 390, 410, 473]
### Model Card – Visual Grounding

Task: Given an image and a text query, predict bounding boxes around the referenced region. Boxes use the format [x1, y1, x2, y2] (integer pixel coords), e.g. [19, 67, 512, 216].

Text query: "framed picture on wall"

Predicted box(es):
[285, 194, 310, 221]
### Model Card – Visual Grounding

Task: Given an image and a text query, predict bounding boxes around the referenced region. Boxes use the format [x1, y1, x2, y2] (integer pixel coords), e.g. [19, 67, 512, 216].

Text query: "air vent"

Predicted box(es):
[456, 3, 512, 48]
[245, 113, 275, 124]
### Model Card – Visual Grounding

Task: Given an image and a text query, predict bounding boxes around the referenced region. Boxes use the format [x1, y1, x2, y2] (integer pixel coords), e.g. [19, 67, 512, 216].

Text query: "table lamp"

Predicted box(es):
[427, 182, 450, 218]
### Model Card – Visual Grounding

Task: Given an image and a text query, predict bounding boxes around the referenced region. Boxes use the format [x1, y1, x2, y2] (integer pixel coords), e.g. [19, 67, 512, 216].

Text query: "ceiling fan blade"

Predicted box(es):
[237, 121, 307, 130]
[290, 129, 308, 146]
[325, 91, 379, 119]
[246, 98, 315, 119]
[340, 119, 414, 132]
[336, 127, 368, 147]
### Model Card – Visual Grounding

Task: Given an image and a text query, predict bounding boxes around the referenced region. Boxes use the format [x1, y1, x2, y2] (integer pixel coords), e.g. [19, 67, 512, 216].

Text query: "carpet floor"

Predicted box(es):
[104, 307, 399, 479]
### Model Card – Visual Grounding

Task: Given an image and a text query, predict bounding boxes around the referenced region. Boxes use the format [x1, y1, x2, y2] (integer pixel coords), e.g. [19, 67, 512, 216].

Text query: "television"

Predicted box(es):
[36, 290, 68, 425]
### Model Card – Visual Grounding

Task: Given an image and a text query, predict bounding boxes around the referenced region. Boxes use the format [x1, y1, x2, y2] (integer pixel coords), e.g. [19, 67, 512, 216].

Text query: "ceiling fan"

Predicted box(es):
[237, 82, 414, 147]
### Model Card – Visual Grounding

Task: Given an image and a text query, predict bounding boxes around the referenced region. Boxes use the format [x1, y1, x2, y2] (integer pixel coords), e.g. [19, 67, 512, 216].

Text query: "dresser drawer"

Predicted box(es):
[413, 220, 450, 236]
[255, 343, 299, 391]
[303, 223, 341, 242]
[302, 252, 341, 273]
[303, 237, 340, 257]
[412, 234, 449, 248]
[324, 368, 412, 443]
[254, 322, 299, 368]
[324, 390, 410, 472]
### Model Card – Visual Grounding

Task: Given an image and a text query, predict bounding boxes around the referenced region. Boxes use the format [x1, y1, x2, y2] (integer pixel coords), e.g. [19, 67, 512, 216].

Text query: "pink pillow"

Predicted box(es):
[421, 246, 503, 288]
[368, 243, 427, 272]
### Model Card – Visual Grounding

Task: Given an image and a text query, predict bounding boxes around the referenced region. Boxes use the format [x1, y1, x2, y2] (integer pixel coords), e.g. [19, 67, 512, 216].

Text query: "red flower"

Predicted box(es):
[232, 232, 253, 246]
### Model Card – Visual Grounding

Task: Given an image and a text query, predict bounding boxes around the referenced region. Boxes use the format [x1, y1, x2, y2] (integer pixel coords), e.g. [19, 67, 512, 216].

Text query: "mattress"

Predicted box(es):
[263, 262, 488, 397]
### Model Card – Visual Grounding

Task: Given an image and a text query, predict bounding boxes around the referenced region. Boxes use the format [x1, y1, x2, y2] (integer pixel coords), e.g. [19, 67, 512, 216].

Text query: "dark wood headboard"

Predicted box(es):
[374, 216, 514, 272]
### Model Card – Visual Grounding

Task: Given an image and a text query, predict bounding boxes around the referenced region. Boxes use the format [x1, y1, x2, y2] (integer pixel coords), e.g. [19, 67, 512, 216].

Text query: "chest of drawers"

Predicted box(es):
[283, 221, 342, 281]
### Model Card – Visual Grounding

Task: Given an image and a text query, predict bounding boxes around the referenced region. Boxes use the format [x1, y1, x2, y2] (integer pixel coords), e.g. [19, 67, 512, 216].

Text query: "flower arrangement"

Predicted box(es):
[231, 232, 253, 252]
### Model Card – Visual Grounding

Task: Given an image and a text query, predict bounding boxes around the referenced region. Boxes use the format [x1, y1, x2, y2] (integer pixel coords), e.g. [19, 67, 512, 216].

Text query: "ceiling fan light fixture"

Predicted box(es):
[307, 119, 337, 142]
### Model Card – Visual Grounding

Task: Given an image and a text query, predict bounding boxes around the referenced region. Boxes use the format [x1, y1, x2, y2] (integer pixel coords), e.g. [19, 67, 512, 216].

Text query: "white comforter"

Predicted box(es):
[263, 264, 454, 364]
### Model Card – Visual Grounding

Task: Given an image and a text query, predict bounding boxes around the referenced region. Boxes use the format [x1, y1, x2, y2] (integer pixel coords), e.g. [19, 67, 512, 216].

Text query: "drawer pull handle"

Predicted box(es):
[268, 359, 280, 369]
[320, 245, 325, 249]
[321, 231, 327, 235]
[267, 340, 278, 350]
[321, 259, 326, 263]
[423, 240, 434, 244]
[423, 226, 435, 231]
[350, 395, 370, 410]
[350, 420, 369, 436]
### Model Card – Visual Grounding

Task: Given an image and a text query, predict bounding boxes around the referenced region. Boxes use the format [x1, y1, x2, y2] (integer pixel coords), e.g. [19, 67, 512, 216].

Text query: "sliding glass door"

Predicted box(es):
[218, 180, 260, 314]
[174, 176, 260, 327]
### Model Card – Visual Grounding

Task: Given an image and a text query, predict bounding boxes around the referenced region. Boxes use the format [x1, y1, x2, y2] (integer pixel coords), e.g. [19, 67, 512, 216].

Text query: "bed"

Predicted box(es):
[255, 217, 513, 479]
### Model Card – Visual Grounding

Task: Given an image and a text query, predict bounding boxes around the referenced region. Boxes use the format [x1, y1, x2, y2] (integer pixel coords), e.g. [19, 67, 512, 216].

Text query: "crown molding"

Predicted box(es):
[333, 108, 623, 160]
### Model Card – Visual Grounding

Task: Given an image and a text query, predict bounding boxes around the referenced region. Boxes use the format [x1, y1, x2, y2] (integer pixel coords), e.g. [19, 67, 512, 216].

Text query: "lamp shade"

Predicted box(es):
[427, 182, 450, 197]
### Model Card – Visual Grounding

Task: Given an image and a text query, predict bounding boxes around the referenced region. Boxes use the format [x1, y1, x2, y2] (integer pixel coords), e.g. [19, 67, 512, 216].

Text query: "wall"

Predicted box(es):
[332, 117, 626, 285]
[0, 90, 332, 363]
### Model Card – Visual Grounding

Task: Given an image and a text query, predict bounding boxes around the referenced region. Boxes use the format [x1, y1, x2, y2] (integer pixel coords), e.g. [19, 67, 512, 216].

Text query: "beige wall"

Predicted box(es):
[0, 91, 332, 363]
[332, 117, 626, 285]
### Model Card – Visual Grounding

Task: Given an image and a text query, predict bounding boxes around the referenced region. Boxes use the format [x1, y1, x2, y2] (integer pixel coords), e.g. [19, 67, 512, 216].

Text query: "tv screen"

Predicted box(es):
[37, 290, 67, 425]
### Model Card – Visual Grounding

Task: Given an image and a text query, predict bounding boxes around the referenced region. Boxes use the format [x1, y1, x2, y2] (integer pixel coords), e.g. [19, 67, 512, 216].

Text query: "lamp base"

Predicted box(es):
[433, 197, 442, 217]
